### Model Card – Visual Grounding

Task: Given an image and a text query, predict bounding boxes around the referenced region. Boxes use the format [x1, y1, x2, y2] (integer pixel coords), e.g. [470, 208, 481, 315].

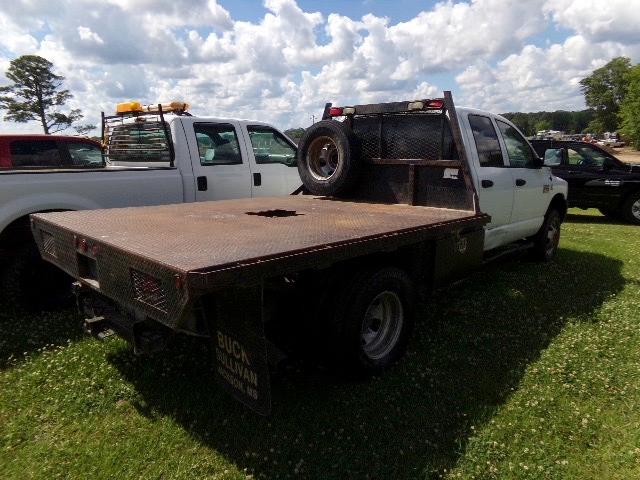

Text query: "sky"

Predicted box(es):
[0, 0, 639, 133]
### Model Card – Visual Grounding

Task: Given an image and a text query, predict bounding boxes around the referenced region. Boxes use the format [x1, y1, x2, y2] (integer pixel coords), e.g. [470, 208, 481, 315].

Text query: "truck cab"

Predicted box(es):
[458, 108, 567, 250]
[105, 103, 302, 201]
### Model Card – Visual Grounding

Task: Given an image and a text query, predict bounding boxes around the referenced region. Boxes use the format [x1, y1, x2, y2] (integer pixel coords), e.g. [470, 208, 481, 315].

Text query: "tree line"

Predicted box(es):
[501, 110, 594, 137]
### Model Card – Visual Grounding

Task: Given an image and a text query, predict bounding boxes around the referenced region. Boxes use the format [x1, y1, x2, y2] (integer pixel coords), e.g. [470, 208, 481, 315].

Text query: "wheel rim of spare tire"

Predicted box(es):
[306, 135, 340, 181]
[360, 291, 404, 361]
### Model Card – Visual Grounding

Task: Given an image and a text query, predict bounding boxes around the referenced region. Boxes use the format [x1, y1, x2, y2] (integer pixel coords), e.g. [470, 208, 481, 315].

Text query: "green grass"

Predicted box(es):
[1, 209, 639, 479]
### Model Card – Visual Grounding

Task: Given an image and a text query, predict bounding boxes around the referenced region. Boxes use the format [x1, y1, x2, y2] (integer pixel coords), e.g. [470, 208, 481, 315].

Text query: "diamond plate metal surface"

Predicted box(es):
[33, 196, 475, 273]
[32, 196, 487, 325]
[352, 112, 457, 161]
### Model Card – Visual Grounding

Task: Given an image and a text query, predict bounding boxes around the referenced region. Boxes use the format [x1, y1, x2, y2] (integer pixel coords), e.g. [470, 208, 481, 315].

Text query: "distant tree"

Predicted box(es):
[284, 127, 305, 144]
[579, 57, 632, 133]
[74, 124, 97, 136]
[502, 110, 595, 136]
[619, 65, 640, 149]
[534, 119, 552, 132]
[0, 55, 95, 134]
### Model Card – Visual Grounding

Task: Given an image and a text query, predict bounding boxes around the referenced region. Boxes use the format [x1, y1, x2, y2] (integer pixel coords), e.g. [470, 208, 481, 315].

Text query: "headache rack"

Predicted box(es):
[101, 104, 189, 167]
[322, 91, 479, 213]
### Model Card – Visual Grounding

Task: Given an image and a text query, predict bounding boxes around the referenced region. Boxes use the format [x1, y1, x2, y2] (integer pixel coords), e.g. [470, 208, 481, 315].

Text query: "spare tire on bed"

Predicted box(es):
[296, 120, 361, 196]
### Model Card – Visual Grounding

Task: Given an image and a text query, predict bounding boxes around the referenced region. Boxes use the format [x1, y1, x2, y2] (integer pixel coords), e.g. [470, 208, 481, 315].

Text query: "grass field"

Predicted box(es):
[1, 209, 639, 479]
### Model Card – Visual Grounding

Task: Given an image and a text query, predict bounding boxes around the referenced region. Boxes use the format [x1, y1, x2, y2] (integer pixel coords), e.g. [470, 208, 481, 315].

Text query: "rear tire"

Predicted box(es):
[297, 120, 360, 196]
[531, 209, 562, 262]
[0, 245, 73, 311]
[621, 191, 640, 226]
[330, 266, 415, 375]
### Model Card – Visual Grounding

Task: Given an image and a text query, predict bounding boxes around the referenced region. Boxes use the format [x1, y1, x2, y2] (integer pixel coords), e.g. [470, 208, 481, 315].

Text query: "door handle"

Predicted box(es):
[197, 176, 208, 191]
[481, 179, 494, 188]
[515, 178, 526, 187]
[253, 172, 262, 187]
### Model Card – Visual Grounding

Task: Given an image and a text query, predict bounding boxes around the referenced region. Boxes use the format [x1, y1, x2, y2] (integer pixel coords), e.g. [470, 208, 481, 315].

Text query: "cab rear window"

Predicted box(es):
[10, 140, 62, 167]
[107, 121, 171, 163]
[7, 140, 104, 169]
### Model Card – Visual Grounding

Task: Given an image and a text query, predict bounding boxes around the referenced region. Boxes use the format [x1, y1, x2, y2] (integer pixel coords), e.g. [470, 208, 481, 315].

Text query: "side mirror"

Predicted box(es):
[542, 148, 562, 167]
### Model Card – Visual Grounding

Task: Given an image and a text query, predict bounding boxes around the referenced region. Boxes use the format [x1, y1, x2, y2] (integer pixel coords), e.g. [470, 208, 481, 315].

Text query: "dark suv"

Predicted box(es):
[530, 140, 640, 225]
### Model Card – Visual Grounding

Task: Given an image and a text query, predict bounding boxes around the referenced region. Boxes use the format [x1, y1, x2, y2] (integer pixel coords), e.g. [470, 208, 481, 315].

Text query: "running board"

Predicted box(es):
[483, 241, 533, 264]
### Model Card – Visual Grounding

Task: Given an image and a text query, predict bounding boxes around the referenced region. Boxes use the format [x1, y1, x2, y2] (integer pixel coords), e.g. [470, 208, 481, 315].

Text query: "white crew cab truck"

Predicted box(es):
[1, 101, 301, 306]
[32, 92, 567, 414]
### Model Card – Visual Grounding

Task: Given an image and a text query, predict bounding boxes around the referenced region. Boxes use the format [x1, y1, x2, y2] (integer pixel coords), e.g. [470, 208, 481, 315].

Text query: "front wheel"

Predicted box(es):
[531, 209, 562, 262]
[330, 266, 415, 375]
[621, 191, 640, 226]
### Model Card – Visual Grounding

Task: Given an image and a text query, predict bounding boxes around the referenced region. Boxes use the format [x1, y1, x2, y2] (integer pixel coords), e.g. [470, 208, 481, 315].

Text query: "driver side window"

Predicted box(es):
[496, 120, 535, 168]
[247, 126, 297, 167]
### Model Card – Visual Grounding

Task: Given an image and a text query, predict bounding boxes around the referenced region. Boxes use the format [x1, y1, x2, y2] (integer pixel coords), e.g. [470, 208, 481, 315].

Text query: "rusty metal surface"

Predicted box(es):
[33, 196, 481, 276]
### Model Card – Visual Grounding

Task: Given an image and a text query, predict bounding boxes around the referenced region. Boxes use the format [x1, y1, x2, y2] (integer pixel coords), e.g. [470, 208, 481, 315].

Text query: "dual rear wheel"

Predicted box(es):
[328, 266, 415, 374]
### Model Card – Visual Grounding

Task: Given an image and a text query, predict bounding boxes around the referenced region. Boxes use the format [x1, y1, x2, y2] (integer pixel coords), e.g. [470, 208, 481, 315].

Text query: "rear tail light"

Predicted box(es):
[408, 99, 444, 111]
[328, 107, 343, 116]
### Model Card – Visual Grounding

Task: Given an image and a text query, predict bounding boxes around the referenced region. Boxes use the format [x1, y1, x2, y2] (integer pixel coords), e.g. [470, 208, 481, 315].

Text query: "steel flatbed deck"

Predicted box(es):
[32, 196, 488, 290]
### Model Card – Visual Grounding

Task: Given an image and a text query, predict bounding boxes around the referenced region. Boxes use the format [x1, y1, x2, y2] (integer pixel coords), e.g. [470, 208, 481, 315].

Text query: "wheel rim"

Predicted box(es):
[361, 291, 404, 361]
[545, 215, 560, 257]
[632, 198, 640, 221]
[306, 136, 340, 181]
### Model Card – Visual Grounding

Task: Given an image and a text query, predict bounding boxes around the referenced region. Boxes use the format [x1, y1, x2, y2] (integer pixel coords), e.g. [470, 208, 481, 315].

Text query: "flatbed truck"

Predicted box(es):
[31, 92, 567, 414]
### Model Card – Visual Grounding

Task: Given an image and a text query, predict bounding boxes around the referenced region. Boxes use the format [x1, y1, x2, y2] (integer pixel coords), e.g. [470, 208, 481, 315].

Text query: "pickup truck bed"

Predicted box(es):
[32, 197, 487, 314]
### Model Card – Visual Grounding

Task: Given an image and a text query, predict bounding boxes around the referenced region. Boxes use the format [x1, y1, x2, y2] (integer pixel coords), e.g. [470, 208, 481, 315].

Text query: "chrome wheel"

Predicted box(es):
[361, 291, 404, 361]
[306, 136, 340, 181]
[632, 198, 640, 221]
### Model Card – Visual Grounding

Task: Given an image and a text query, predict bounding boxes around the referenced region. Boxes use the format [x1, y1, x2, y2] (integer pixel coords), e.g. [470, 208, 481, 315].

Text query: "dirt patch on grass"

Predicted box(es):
[613, 147, 640, 164]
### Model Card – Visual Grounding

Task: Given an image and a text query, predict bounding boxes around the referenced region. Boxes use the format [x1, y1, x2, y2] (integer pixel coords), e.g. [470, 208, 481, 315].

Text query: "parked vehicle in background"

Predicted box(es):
[599, 132, 625, 148]
[32, 92, 567, 414]
[531, 139, 640, 225]
[0, 101, 301, 308]
[0, 134, 103, 169]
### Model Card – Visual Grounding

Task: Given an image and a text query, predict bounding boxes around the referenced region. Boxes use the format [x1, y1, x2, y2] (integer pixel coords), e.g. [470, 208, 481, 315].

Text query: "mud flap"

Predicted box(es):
[212, 284, 271, 415]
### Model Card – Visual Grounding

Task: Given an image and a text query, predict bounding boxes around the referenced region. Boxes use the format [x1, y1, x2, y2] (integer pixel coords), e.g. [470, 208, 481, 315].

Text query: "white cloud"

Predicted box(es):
[456, 35, 636, 112]
[77, 27, 104, 45]
[544, 0, 640, 44]
[0, 0, 639, 134]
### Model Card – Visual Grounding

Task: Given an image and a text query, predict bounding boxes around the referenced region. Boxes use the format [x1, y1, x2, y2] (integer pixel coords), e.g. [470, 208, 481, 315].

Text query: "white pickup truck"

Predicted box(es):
[32, 92, 568, 414]
[0, 103, 301, 306]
